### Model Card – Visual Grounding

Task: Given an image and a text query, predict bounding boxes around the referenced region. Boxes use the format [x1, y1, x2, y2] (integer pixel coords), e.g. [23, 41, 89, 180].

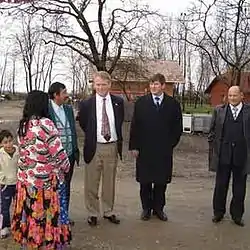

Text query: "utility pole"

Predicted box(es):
[181, 12, 187, 111]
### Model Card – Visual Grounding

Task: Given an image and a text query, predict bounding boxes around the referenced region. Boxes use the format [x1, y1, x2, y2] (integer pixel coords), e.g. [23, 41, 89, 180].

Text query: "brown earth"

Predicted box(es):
[0, 100, 250, 250]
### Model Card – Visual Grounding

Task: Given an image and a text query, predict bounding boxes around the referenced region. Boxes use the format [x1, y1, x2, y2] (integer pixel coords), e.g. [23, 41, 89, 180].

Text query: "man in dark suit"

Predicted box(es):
[78, 71, 124, 226]
[48, 82, 79, 225]
[208, 86, 250, 227]
[129, 73, 182, 221]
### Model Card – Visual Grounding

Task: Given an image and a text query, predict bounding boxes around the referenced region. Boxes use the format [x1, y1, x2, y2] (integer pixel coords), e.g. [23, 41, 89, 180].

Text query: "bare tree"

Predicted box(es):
[0, 52, 8, 94]
[137, 24, 168, 60]
[182, 0, 250, 86]
[10, 0, 159, 75]
[69, 50, 88, 98]
[14, 12, 60, 92]
[167, 17, 186, 97]
[34, 35, 58, 91]
[112, 58, 143, 101]
[133, 17, 185, 62]
[11, 56, 16, 94]
[15, 13, 40, 92]
[41, 39, 57, 91]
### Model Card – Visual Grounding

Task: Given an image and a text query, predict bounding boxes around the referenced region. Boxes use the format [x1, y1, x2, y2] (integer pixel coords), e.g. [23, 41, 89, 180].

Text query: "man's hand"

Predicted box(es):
[131, 150, 139, 158]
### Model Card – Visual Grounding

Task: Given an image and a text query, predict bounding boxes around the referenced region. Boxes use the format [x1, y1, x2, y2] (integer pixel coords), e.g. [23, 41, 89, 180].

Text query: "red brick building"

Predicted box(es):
[205, 71, 250, 107]
[88, 58, 184, 100]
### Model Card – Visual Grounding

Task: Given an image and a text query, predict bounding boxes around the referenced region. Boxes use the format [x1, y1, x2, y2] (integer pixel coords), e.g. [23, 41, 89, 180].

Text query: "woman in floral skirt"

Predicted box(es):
[11, 90, 71, 249]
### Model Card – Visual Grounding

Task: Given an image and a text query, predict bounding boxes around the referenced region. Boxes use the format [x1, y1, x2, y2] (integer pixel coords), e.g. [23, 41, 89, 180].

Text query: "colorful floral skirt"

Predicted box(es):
[11, 177, 71, 250]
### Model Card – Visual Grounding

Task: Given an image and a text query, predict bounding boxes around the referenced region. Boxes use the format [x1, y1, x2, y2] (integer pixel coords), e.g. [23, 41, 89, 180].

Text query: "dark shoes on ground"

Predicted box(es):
[103, 214, 120, 224]
[212, 215, 224, 223]
[154, 210, 168, 221]
[141, 209, 151, 221]
[88, 215, 120, 226]
[88, 213, 244, 227]
[141, 209, 168, 221]
[232, 218, 244, 227]
[87, 216, 98, 226]
[212, 215, 245, 227]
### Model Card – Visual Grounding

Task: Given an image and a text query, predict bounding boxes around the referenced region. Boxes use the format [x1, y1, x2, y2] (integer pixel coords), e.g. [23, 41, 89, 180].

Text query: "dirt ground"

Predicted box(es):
[0, 100, 250, 250]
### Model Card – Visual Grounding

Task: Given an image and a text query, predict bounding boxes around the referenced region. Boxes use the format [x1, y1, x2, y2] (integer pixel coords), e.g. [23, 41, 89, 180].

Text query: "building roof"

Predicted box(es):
[204, 75, 228, 94]
[205, 71, 250, 94]
[88, 58, 185, 84]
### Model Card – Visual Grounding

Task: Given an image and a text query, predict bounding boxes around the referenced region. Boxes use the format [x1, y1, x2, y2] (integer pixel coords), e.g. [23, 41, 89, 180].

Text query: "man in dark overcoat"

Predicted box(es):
[208, 86, 250, 227]
[129, 73, 182, 221]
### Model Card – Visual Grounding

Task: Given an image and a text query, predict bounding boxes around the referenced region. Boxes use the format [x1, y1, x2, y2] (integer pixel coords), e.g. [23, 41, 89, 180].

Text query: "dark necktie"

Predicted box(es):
[101, 98, 111, 141]
[155, 96, 160, 109]
[232, 107, 238, 120]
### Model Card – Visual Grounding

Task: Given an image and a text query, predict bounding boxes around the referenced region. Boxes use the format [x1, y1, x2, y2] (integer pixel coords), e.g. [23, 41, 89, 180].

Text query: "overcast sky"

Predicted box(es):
[146, 0, 191, 14]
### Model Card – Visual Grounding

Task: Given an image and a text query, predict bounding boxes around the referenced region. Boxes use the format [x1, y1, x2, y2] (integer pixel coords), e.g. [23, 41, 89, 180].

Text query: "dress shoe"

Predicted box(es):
[233, 218, 245, 227]
[154, 210, 168, 221]
[212, 215, 223, 223]
[103, 214, 120, 224]
[141, 210, 151, 221]
[87, 216, 97, 226]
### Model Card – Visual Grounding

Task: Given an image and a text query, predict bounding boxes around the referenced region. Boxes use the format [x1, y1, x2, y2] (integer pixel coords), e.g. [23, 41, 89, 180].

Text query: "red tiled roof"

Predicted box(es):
[88, 57, 184, 83]
[205, 71, 250, 94]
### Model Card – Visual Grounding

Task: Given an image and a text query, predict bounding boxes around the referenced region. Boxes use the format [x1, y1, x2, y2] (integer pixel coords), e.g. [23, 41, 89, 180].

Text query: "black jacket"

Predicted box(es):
[79, 94, 124, 163]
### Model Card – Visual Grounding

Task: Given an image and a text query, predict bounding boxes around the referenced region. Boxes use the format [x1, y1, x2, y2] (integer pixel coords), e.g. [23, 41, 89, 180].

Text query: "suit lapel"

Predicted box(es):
[148, 94, 156, 109]
[48, 100, 56, 123]
[161, 93, 168, 107]
[110, 94, 119, 120]
[92, 95, 97, 132]
[242, 104, 248, 137]
[220, 104, 227, 126]
[149, 94, 154, 104]
[63, 105, 74, 129]
[63, 105, 69, 121]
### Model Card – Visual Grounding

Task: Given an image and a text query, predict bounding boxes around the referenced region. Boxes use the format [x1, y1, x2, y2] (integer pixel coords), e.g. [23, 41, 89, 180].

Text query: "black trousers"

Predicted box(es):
[213, 163, 247, 220]
[140, 183, 167, 212]
[65, 154, 75, 212]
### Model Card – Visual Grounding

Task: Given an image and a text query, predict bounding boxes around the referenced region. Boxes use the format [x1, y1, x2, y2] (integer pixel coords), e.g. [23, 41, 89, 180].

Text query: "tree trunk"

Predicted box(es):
[12, 59, 16, 95]
[117, 81, 130, 101]
[235, 69, 241, 86]
[29, 69, 33, 92]
[0, 54, 8, 94]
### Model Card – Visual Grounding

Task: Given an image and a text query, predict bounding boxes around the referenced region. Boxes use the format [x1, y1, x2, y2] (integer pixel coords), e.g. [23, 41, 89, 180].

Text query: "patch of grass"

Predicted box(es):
[183, 104, 213, 114]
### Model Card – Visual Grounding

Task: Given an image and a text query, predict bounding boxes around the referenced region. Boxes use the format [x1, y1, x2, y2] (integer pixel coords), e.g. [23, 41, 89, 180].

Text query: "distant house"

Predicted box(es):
[88, 57, 184, 100]
[205, 71, 250, 107]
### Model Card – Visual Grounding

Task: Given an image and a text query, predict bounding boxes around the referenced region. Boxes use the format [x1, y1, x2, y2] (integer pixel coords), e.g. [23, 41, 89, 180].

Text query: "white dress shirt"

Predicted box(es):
[96, 93, 117, 143]
[229, 102, 243, 119]
[51, 100, 66, 125]
[152, 93, 164, 105]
